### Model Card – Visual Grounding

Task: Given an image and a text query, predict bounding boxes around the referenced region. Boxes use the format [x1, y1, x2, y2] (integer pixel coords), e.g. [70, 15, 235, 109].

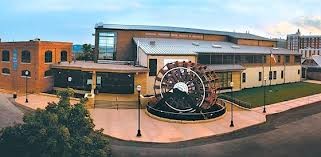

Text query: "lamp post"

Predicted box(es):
[136, 85, 142, 137]
[25, 71, 29, 103]
[230, 82, 234, 127]
[263, 77, 267, 113]
[67, 76, 72, 88]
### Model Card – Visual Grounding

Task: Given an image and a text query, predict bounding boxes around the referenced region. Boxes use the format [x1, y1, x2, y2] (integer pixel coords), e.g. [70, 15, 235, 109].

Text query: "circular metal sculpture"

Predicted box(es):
[147, 61, 225, 121]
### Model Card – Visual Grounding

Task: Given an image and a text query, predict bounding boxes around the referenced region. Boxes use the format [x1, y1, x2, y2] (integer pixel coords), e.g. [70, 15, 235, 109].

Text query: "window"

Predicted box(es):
[45, 51, 52, 63]
[44, 70, 52, 77]
[277, 55, 281, 63]
[281, 70, 284, 79]
[285, 55, 290, 63]
[61, 51, 68, 62]
[269, 71, 272, 80]
[149, 59, 157, 76]
[98, 32, 117, 60]
[258, 72, 262, 81]
[198, 54, 210, 64]
[222, 55, 234, 64]
[2, 68, 10, 74]
[2, 50, 10, 61]
[21, 70, 31, 77]
[294, 56, 301, 64]
[216, 72, 232, 89]
[21, 50, 31, 63]
[242, 73, 246, 83]
[298, 69, 300, 75]
[263, 55, 266, 63]
[273, 71, 277, 80]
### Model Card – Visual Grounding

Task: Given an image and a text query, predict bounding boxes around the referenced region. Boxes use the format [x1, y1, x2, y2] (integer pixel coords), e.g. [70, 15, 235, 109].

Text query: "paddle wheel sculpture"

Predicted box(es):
[147, 61, 226, 121]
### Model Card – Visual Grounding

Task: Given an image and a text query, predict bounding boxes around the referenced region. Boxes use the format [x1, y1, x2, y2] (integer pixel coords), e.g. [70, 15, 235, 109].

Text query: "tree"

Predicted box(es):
[0, 88, 111, 157]
[76, 44, 94, 61]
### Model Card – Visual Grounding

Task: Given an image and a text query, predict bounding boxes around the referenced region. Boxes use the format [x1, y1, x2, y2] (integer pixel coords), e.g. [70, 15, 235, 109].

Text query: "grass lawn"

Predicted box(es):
[226, 82, 321, 108]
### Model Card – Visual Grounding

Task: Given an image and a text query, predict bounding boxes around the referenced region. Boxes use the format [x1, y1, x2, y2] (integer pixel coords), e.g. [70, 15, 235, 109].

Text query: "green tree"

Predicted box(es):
[76, 44, 94, 61]
[0, 88, 110, 157]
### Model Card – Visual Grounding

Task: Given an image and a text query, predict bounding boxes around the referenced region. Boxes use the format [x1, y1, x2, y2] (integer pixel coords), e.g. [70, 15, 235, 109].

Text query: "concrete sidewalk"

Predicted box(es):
[252, 93, 321, 115]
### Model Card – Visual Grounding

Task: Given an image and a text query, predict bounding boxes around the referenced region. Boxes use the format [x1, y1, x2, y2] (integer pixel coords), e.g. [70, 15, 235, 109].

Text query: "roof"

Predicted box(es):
[52, 61, 149, 73]
[96, 23, 273, 41]
[312, 55, 321, 66]
[134, 38, 300, 55]
[206, 64, 245, 72]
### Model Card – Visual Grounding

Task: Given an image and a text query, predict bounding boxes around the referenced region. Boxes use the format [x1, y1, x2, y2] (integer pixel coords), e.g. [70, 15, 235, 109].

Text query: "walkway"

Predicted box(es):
[0, 94, 23, 129]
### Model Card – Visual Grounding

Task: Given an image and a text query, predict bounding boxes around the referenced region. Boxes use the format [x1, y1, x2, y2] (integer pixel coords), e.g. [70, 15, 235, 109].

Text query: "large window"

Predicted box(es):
[61, 51, 68, 62]
[44, 70, 52, 77]
[45, 51, 52, 63]
[98, 32, 117, 60]
[216, 72, 232, 89]
[149, 59, 157, 76]
[258, 72, 262, 81]
[198, 54, 265, 65]
[294, 55, 301, 64]
[273, 71, 277, 80]
[285, 55, 290, 63]
[21, 50, 31, 63]
[2, 50, 10, 61]
[2, 68, 10, 74]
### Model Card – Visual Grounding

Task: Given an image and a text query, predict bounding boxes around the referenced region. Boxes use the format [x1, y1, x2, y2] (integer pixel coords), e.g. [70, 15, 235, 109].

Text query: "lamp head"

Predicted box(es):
[230, 82, 234, 87]
[25, 71, 29, 76]
[136, 85, 142, 92]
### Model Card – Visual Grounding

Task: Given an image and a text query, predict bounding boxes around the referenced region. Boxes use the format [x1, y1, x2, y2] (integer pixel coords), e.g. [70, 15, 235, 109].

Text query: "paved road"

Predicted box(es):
[111, 102, 321, 157]
[0, 94, 23, 129]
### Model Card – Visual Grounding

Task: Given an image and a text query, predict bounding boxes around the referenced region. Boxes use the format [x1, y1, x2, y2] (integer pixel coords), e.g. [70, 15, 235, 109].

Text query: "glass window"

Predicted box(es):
[259, 72, 262, 81]
[285, 55, 290, 63]
[211, 54, 223, 64]
[294, 55, 301, 64]
[149, 59, 157, 76]
[281, 70, 284, 79]
[2, 50, 10, 61]
[242, 73, 246, 83]
[21, 70, 31, 77]
[216, 72, 232, 89]
[2, 68, 10, 74]
[44, 70, 52, 77]
[98, 32, 117, 60]
[222, 55, 234, 64]
[277, 55, 281, 63]
[273, 71, 277, 80]
[61, 51, 68, 62]
[21, 50, 31, 63]
[269, 71, 272, 80]
[198, 54, 210, 64]
[45, 51, 52, 63]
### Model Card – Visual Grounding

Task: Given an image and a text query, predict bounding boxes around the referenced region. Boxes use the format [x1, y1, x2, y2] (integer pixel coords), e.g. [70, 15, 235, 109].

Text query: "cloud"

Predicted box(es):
[266, 16, 321, 38]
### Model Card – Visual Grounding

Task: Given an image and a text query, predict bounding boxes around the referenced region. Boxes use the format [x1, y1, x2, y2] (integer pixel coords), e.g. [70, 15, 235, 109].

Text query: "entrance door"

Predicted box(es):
[96, 72, 134, 94]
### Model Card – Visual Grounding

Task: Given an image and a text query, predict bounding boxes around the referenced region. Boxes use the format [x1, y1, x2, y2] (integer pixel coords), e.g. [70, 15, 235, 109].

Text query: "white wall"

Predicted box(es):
[241, 65, 301, 89]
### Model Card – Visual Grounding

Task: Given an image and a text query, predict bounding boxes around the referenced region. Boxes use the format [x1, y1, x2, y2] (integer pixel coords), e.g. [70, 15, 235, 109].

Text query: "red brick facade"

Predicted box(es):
[0, 41, 72, 93]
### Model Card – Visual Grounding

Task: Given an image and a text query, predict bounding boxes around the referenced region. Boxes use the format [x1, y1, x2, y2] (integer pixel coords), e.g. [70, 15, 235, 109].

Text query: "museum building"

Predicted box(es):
[50, 24, 302, 106]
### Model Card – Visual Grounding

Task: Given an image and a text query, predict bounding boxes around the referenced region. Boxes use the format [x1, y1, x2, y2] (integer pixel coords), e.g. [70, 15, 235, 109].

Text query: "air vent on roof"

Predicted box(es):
[273, 47, 279, 50]
[231, 45, 240, 49]
[212, 44, 222, 48]
[149, 41, 156, 46]
[192, 42, 200, 46]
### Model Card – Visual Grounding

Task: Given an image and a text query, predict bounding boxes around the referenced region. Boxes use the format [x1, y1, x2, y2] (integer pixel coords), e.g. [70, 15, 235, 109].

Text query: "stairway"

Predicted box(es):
[94, 93, 138, 109]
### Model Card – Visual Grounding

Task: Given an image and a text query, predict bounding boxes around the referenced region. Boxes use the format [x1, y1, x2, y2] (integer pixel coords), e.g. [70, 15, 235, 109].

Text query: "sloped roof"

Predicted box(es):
[312, 55, 321, 66]
[134, 38, 299, 56]
[96, 24, 273, 41]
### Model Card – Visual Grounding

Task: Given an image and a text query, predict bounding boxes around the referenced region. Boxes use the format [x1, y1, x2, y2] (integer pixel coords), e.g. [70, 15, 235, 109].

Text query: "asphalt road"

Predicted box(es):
[111, 101, 321, 157]
[0, 94, 23, 129]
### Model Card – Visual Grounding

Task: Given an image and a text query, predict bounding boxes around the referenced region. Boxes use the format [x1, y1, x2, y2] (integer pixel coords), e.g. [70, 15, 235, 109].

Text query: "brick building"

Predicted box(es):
[287, 29, 321, 58]
[0, 40, 72, 93]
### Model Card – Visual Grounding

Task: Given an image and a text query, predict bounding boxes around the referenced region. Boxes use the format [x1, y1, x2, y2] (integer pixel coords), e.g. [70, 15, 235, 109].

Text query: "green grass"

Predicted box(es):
[225, 82, 321, 108]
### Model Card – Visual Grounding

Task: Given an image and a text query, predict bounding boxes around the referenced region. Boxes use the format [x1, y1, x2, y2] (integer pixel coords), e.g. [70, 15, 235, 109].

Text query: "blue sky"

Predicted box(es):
[1, 0, 321, 44]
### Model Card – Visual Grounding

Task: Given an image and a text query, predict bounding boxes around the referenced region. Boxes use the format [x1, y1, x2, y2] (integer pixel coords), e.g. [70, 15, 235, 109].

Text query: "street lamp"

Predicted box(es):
[263, 77, 267, 113]
[67, 76, 72, 88]
[230, 82, 234, 127]
[25, 70, 29, 103]
[136, 85, 142, 137]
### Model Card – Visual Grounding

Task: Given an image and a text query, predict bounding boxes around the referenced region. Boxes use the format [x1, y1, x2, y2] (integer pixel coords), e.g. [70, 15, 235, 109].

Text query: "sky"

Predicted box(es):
[1, 0, 321, 44]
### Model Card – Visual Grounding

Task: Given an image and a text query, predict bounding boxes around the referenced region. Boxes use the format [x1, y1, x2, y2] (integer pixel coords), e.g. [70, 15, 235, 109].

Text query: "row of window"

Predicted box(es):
[242, 70, 300, 83]
[1, 68, 52, 77]
[1, 50, 68, 63]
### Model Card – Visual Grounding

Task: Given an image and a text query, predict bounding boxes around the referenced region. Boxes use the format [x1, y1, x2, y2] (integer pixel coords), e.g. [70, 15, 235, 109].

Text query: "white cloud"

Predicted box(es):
[266, 16, 321, 38]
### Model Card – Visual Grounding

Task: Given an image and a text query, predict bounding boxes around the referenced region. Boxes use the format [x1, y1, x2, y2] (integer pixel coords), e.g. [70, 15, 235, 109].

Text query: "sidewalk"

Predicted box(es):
[252, 93, 321, 115]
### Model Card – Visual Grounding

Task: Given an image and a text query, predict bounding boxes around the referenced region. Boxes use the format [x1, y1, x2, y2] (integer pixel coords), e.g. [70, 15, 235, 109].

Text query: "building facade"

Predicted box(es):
[0, 40, 72, 93]
[287, 29, 321, 58]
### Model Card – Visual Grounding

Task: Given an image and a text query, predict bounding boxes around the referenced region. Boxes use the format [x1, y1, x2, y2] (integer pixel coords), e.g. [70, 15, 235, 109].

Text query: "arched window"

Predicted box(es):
[61, 51, 68, 62]
[21, 70, 31, 77]
[45, 51, 52, 63]
[44, 70, 52, 77]
[21, 50, 31, 63]
[2, 68, 10, 74]
[2, 50, 10, 61]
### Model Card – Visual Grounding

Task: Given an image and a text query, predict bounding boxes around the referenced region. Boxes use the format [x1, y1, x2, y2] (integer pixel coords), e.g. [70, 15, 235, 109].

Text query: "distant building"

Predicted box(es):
[287, 29, 321, 58]
[302, 55, 321, 80]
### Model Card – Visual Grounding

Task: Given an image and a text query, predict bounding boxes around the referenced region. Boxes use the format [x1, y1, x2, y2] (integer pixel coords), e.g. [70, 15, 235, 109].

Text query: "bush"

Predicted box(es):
[0, 89, 111, 157]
